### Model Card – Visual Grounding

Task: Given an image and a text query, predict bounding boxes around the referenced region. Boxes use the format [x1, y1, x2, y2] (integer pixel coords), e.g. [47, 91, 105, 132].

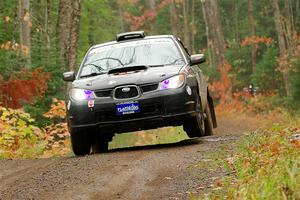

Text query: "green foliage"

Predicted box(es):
[221, 0, 248, 42]
[252, 46, 281, 92]
[155, 6, 171, 35]
[247, 94, 288, 113]
[226, 41, 252, 90]
[0, 1, 22, 79]
[23, 97, 54, 127]
[1, 0, 299, 119]
[0, 99, 72, 158]
[78, 0, 120, 62]
[290, 56, 300, 108]
[0, 106, 45, 158]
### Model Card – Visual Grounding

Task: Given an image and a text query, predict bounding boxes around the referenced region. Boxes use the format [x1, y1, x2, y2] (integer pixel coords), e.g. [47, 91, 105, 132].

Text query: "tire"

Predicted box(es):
[204, 102, 214, 136]
[70, 128, 92, 156]
[91, 134, 110, 153]
[183, 95, 205, 138]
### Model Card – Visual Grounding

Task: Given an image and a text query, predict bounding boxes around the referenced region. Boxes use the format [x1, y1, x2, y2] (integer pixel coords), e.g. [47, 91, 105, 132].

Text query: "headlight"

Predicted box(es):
[69, 89, 94, 101]
[159, 74, 185, 90]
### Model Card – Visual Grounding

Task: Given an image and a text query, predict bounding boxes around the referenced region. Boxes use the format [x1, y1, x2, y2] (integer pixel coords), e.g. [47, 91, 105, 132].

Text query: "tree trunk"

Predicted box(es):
[284, 0, 295, 52]
[56, 0, 72, 69]
[68, 0, 81, 71]
[56, 0, 82, 71]
[118, 2, 125, 32]
[45, 0, 51, 49]
[169, 0, 178, 37]
[19, 0, 31, 68]
[201, 0, 231, 103]
[248, 0, 257, 73]
[148, 0, 156, 34]
[191, 0, 196, 53]
[272, 0, 287, 53]
[211, 0, 225, 67]
[201, 0, 214, 68]
[201, 0, 226, 69]
[272, 0, 291, 96]
[182, 0, 191, 50]
[87, 6, 95, 46]
[234, 0, 239, 42]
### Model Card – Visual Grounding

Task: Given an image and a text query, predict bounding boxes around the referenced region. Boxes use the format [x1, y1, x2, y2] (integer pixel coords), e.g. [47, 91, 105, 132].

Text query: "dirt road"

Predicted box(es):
[0, 113, 259, 200]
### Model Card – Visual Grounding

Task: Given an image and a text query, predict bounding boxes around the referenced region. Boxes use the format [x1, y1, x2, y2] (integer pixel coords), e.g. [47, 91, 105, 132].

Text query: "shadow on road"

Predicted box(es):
[105, 138, 203, 154]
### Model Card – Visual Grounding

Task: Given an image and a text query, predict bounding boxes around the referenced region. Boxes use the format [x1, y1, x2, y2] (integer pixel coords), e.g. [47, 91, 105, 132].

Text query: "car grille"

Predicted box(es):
[114, 85, 139, 99]
[94, 83, 158, 99]
[94, 89, 112, 98]
[140, 83, 158, 93]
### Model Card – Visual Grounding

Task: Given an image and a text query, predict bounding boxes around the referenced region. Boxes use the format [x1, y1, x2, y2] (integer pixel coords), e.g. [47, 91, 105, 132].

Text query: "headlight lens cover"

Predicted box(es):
[159, 74, 185, 90]
[69, 89, 94, 101]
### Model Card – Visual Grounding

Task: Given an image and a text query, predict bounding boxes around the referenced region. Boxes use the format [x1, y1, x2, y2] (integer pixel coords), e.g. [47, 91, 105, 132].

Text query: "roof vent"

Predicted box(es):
[116, 31, 145, 42]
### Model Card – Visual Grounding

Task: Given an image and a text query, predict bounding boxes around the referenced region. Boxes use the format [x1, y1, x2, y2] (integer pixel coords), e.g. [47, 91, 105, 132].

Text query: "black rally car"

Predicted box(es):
[63, 31, 217, 156]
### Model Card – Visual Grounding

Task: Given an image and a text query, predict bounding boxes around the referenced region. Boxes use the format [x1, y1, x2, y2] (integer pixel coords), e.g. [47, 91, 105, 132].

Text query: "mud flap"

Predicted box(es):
[207, 92, 217, 128]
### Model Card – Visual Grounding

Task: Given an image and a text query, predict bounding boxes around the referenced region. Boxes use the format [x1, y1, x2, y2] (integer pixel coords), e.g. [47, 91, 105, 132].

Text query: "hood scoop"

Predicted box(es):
[108, 65, 148, 75]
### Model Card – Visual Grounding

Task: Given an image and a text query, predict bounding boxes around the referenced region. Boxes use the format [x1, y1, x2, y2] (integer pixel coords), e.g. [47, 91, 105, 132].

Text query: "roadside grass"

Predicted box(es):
[186, 138, 239, 199]
[198, 124, 300, 200]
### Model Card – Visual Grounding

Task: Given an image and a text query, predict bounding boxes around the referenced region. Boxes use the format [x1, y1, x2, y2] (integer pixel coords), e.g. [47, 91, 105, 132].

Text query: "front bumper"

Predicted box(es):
[67, 85, 197, 133]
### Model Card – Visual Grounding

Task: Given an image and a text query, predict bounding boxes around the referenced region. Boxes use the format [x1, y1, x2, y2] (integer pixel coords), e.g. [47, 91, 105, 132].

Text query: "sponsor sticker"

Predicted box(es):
[88, 100, 94, 108]
[116, 102, 140, 115]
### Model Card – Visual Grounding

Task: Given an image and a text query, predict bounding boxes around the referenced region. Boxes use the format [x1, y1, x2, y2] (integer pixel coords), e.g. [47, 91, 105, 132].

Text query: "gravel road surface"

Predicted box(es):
[0, 113, 259, 200]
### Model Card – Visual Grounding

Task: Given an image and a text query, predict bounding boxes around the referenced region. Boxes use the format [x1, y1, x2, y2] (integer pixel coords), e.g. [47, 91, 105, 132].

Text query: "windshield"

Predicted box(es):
[79, 38, 185, 78]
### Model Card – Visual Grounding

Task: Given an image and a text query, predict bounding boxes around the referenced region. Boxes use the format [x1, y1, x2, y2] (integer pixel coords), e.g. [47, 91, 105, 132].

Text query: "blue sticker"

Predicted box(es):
[116, 102, 140, 115]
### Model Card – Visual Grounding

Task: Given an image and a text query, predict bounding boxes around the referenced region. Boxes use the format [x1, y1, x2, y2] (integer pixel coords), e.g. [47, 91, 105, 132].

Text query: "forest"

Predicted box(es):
[1, 0, 300, 110]
[1, 0, 300, 199]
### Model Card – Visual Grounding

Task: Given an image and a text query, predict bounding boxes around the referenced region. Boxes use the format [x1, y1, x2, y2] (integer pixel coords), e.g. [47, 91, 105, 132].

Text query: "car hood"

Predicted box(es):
[72, 65, 184, 90]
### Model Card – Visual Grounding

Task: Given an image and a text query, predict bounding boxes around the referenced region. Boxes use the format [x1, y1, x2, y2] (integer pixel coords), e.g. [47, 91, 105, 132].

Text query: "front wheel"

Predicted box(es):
[183, 95, 205, 138]
[91, 134, 112, 153]
[70, 128, 92, 156]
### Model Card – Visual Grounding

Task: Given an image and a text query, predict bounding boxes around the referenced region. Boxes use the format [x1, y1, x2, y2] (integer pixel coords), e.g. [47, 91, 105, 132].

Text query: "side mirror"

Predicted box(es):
[63, 71, 75, 82]
[190, 54, 205, 66]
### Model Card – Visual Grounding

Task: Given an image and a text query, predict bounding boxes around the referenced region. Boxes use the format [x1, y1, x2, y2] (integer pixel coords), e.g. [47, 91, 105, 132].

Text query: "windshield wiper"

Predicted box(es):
[87, 57, 124, 67]
[83, 63, 104, 71]
[164, 58, 185, 66]
[80, 72, 106, 78]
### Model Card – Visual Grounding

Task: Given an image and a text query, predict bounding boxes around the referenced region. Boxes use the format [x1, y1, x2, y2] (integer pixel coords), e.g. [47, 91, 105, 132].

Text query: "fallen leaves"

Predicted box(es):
[216, 125, 300, 199]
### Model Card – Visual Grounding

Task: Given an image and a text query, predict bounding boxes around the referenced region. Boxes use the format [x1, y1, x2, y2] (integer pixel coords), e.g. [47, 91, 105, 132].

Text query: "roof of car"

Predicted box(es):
[90, 34, 176, 51]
